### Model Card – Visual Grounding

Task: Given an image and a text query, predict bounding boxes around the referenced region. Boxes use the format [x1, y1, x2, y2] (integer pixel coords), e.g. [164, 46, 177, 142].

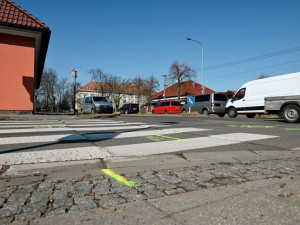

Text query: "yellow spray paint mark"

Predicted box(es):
[156, 134, 188, 141]
[34, 125, 66, 128]
[146, 135, 188, 142]
[284, 128, 300, 131]
[228, 125, 274, 129]
[101, 169, 140, 187]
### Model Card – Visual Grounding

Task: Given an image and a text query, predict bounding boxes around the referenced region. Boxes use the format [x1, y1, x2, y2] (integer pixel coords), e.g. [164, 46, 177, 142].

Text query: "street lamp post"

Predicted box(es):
[162, 75, 167, 100]
[186, 37, 205, 94]
[70, 68, 80, 115]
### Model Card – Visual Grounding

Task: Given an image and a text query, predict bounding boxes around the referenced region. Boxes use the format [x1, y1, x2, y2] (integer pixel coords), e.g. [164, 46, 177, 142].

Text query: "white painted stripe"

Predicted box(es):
[209, 133, 277, 142]
[68, 122, 146, 127]
[0, 124, 66, 128]
[64, 120, 120, 124]
[0, 134, 87, 145]
[0, 122, 146, 128]
[0, 147, 111, 165]
[0, 121, 60, 125]
[291, 147, 300, 151]
[0, 124, 168, 134]
[0, 128, 208, 145]
[107, 133, 278, 157]
[84, 128, 210, 140]
[0, 133, 278, 165]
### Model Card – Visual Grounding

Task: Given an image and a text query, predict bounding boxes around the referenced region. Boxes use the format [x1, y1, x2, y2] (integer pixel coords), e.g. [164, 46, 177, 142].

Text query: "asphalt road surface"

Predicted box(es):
[0, 114, 299, 166]
[0, 114, 299, 224]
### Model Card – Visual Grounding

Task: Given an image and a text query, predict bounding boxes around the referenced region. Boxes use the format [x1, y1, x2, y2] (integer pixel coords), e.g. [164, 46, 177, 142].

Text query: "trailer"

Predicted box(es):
[265, 95, 300, 123]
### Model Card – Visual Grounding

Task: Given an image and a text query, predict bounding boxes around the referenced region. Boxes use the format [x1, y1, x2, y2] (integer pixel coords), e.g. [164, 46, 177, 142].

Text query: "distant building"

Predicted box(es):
[154, 80, 215, 102]
[0, 0, 51, 112]
[76, 82, 150, 110]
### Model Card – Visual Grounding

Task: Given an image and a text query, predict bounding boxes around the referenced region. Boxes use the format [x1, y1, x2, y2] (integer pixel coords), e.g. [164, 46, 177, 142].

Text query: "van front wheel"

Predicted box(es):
[228, 108, 237, 118]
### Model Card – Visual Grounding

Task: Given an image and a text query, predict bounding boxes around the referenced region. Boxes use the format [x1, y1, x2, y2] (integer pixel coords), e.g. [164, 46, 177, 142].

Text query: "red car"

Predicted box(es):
[152, 101, 182, 114]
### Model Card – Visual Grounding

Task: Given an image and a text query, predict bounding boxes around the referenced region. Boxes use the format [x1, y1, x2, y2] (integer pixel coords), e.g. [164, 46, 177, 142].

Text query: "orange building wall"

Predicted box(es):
[0, 33, 35, 111]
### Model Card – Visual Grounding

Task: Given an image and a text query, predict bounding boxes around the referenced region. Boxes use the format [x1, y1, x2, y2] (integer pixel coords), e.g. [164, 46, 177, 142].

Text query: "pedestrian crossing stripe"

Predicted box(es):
[0, 128, 209, 145]
[0, 133, 278, 165]
[0, 124, 168, 134]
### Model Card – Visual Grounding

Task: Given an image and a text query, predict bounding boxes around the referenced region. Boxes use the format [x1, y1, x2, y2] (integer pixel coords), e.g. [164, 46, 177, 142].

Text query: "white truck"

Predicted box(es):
[226, 72, 300, 122]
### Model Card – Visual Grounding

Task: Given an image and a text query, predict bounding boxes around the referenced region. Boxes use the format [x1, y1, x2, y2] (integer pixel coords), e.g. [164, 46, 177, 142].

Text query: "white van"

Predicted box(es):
[226, 72, 300, 118]
[81, 96, 113, 114]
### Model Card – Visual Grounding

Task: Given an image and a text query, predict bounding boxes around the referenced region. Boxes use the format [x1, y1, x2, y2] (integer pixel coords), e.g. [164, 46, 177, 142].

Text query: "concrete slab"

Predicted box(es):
[31, 201, 179, 225]
[148, 185, 245, 214]
[171, 191, 300, 225]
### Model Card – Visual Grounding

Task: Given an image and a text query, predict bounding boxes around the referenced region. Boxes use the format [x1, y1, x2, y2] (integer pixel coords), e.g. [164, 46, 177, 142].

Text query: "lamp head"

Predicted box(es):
[186, 37, 192, 40]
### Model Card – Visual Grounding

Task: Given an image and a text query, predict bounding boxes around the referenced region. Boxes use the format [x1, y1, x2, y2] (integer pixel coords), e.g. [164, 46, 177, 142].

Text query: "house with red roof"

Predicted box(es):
[0, 0, 51, 112]
[154, 80, 215, 102]
[76, 82, 152, 110]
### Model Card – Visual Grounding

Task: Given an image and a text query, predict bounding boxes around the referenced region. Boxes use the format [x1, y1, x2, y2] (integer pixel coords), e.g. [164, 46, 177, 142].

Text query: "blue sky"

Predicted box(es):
[15, 0, 300, 92]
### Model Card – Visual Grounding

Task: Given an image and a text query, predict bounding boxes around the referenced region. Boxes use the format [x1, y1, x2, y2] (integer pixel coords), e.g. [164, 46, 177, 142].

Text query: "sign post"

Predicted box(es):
[187, 96, 195, 113]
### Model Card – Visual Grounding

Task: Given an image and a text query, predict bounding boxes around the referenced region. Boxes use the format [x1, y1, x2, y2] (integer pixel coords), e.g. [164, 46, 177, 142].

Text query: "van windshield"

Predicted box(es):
[233, 88, 246, 101]
[93, 97, 109, 102]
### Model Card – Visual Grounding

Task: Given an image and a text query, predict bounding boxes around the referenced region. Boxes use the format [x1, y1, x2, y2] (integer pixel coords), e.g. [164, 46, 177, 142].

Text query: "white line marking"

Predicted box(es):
[107, 133, 278, 157]
[0, 124, 168, 134]
[0, 133, 278, 165]
[0, 134, 87, 145]
[0, 147, 111, 165]
[0, 127, 209, 145]
[0, 122, 146, 128]
[291, 147, 300, 151]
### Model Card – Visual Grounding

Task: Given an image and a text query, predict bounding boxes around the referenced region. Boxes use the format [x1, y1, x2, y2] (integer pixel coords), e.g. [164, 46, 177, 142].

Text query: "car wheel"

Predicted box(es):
[228, 107, 237, 118]
[91, 108, 95, 114]
[81, 109, 84, 114]
[218, 113, 225, 117]
[164, 110, 168, 114]
[282, 105, 300, 123]
[202, 109, 209, 115]
[246, 114, 256, 118]
[152, 110, 155, 114]
[182, 109, 187, 114]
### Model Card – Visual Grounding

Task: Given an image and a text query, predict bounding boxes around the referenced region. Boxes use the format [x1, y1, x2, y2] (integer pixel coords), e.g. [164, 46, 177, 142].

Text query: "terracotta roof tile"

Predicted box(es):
[155, 80, 215, 99]
[0, 0, 49, 30]
[79, 82, 156, 95]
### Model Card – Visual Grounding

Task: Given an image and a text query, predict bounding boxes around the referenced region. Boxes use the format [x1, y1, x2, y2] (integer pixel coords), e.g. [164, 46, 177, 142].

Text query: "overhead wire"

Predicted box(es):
[203, 45, 300, 70]
[206, 59, 300, 80]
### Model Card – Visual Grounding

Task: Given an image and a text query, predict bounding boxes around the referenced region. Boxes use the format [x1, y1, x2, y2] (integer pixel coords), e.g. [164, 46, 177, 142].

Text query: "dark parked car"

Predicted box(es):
[120, 103, 139, 114]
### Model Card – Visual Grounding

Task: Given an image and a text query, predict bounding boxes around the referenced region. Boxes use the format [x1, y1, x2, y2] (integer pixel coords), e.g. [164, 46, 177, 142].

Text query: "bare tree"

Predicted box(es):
[56, 77, 69, 112]
[257, 74, 269, 79]
[38, 68, 58, 112]
[132, 75, 145, 105]
[169, 61, 196, 101]
[88, 68, 108, 96]
[144, 75, 159, 108]
[113, 79, 131, 110]
[105, 74, 120, 100]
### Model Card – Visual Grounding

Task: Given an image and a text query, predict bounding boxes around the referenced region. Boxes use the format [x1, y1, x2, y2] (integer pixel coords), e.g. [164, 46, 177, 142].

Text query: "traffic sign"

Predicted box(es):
[70, 68, 80, 78]
[187, 96, 195, 106]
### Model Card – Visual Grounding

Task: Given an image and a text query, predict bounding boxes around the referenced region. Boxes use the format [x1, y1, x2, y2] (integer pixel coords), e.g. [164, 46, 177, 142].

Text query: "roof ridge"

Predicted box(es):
[0, 0, 49, 30]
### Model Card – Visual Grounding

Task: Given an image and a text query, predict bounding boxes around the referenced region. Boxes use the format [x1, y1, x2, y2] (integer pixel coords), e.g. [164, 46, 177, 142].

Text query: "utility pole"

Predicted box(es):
[162, 75, 167, 100]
